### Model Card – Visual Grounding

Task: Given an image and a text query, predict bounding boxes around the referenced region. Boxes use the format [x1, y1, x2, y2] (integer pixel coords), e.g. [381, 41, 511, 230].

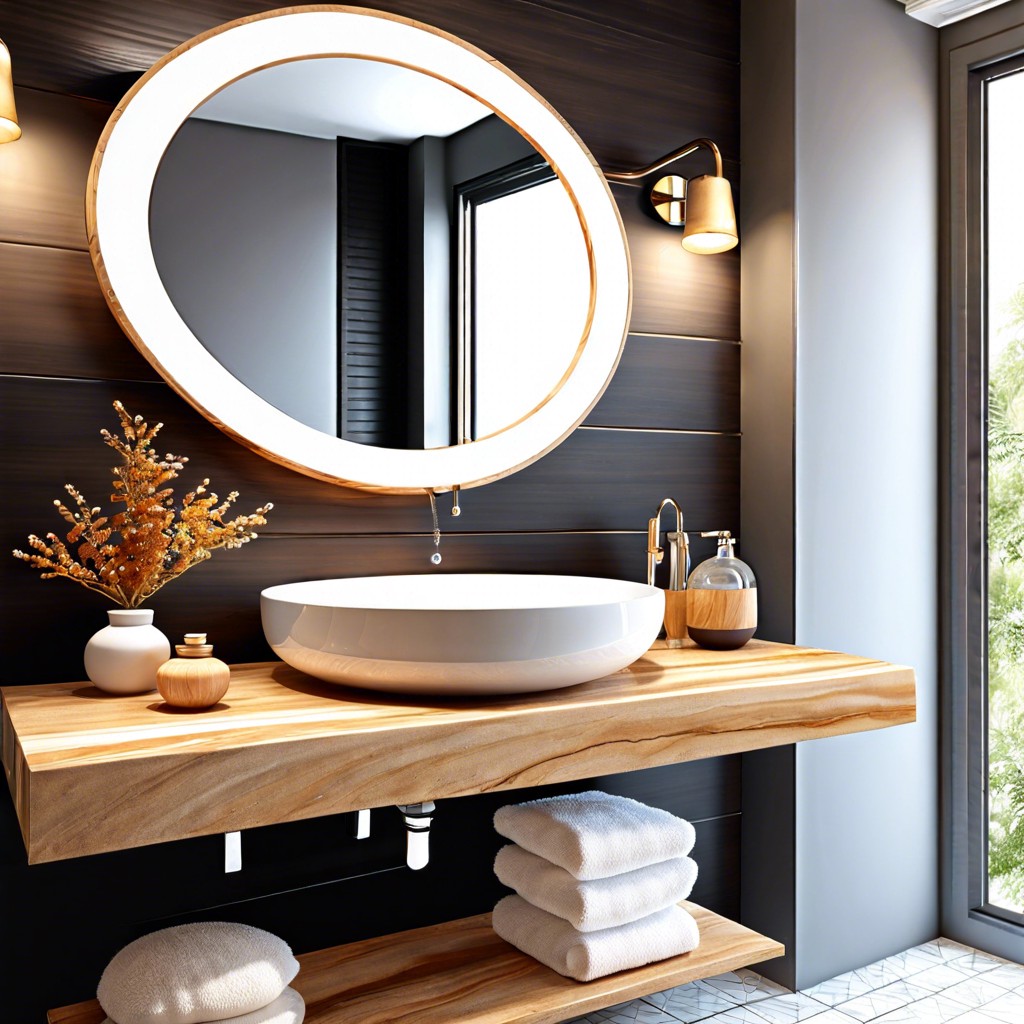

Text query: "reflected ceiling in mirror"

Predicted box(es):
[88, 7, 630, 492]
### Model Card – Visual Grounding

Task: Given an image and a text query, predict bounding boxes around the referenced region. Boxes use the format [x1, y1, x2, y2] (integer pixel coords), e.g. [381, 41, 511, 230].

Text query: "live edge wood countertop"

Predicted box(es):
[3, 639, 916, 864]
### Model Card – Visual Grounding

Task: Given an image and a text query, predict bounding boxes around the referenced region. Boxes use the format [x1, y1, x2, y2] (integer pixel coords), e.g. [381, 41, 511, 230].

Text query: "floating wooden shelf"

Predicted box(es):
[48, 901, 785, 1024]
[2, 639, 915, 864]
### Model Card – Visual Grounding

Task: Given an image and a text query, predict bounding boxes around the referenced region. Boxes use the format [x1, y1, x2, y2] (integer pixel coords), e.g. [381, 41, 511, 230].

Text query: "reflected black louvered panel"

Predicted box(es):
[338, 140, 410, 446]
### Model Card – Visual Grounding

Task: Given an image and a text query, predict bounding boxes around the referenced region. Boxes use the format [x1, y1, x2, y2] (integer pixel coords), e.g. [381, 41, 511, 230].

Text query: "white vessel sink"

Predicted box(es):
[261, 574, 664, 696]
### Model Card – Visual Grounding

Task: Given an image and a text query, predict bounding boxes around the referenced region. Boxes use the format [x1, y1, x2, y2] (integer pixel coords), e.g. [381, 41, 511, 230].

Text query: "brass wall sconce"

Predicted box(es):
[606, 138, 736, 254]
[0, 38, 20, 143]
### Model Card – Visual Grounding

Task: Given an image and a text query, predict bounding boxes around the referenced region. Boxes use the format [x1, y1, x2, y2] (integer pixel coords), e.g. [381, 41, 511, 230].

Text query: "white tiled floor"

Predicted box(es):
[561, 938, 1024, 1024]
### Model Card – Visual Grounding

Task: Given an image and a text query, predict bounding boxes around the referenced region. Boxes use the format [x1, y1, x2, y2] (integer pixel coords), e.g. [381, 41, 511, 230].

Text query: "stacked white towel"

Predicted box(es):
[492, 790, 700, 982]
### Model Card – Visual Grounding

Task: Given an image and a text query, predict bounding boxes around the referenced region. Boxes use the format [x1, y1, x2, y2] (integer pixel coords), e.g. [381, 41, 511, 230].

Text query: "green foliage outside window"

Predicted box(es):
[988, 284, 1024, 909]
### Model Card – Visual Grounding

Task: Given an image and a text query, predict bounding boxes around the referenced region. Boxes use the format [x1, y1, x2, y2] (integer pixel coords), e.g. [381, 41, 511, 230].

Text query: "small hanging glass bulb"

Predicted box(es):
[431, 551, 442, 565]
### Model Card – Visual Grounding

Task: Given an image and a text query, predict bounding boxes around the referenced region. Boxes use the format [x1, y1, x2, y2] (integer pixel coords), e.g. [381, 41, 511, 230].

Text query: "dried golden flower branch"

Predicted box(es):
[13, 401, 273, 607]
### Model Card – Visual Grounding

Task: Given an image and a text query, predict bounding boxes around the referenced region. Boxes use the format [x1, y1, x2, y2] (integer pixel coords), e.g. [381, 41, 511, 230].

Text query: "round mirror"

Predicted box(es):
[88, 6, 630, 493]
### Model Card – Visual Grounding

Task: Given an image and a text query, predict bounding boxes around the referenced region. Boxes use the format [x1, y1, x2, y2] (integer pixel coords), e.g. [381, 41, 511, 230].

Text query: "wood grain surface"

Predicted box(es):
[664, 589, 689, 641]
[2, 2, 739, 173]
[585, 335, 740, 432]
[47, 901, 782, 1024]
[0, 89, 111, 250]
[614, 183, 740, 339]
[688, 589, 758, 631]
[0, 243, 159, 381]
[527, 0, 739, 60]
[0, 377, 740, 535]
[4, 640, 915, 863]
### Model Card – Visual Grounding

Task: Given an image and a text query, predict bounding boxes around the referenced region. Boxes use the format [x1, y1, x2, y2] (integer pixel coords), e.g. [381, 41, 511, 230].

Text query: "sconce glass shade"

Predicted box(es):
[680, 174, 737, 254]
[0, 39, 20, 143]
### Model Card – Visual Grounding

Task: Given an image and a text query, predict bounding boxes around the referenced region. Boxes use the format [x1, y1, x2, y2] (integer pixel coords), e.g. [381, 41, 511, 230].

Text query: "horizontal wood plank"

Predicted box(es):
[1, 5, 738, 172]
[4, 640, 916, 862]
[0, 243, 160, 380]
[0, 103, 738, 382]
[615, 184, 741, 339]
[525, 0, 739, 62]
[0, 89, 111, 250]
[0, 377, 739, 537]
[586, 334, 740, 432]
[47, 902, 781, 1024]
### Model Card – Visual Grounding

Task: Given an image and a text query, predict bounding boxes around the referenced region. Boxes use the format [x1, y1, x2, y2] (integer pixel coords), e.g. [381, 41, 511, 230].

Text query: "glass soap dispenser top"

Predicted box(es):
[686, 530, 757, 650]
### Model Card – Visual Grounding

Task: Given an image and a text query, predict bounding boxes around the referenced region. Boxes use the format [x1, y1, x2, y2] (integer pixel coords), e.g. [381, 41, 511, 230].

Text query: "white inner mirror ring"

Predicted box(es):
[88, 7, 631, 493]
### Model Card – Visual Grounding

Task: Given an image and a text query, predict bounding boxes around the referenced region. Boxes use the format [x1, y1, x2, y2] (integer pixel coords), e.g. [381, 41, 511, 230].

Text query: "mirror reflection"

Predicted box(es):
[149, 57, 591, 451]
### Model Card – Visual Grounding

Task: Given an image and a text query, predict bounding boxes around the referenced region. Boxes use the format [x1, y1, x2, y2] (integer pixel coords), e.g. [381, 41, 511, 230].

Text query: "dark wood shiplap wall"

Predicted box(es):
[0, 2, 739, 1018]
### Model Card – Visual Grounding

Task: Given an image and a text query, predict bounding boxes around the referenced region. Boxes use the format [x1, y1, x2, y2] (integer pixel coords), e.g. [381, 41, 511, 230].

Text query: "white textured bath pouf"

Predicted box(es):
[99, 987, 305, 1024]
[97, 921, 299, 1024]
[99, 988, 305, 1024]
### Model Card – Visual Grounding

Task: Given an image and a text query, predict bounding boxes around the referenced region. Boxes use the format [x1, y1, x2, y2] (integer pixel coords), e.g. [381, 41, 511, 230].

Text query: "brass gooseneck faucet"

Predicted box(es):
[647, 497, 688, 589]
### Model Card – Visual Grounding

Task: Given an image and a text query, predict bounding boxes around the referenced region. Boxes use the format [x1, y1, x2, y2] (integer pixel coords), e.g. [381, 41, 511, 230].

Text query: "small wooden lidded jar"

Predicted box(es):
[686, 531, 757, 650]
[156, 633, 230, 708]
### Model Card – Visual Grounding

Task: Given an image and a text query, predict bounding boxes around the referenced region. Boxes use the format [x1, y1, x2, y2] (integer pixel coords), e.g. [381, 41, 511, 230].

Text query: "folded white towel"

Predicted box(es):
[492, 894, 700, 981]
[102, 988, 305, 1024]
[495, 844, 697, 932]
[493, 791, 696, 880]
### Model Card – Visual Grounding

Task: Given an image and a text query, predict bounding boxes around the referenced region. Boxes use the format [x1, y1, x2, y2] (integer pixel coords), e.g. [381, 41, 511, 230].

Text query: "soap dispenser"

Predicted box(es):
[686, 531, 756, 650]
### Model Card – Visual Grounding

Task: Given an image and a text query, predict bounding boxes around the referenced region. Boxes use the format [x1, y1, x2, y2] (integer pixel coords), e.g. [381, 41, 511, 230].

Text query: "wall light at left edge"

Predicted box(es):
[0, 38, 21, 143]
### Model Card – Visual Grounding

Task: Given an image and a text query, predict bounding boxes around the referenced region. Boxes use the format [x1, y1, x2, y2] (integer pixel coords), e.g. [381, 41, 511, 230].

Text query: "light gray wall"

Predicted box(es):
[150, 119, 338, 435]
[793, 0, 939, 984]
[742, 0, 939, 988]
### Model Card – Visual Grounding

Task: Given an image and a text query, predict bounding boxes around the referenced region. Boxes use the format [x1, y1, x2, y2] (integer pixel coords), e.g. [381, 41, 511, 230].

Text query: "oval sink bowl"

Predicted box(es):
[261, 574, 664, 696]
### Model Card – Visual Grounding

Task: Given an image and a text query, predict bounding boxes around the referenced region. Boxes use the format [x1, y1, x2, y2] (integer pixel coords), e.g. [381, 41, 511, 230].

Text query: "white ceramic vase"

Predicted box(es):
[84, 609, 171, 694]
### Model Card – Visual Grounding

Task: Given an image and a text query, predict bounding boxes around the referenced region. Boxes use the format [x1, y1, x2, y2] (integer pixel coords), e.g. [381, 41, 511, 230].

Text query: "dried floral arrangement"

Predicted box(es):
[13, 401, 273, 608]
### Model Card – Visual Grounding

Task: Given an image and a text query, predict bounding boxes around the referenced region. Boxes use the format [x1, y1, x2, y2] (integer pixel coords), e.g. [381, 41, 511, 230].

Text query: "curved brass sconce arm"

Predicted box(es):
[604, 137, 723, 183]
[603, 137, 736, 254]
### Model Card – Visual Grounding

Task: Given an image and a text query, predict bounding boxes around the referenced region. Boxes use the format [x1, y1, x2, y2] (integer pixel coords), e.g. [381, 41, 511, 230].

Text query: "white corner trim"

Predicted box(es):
[899, 0, 1015, 28]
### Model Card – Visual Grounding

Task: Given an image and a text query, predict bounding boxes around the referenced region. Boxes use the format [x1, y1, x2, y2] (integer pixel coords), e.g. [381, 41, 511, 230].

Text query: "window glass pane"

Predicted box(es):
[986, 66, 1024, 914]
[472, 178, 590, 438]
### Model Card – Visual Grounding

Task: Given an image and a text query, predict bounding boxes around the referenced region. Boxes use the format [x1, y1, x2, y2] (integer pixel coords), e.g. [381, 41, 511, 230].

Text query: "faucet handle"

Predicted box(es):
[647, 516, 665, 561]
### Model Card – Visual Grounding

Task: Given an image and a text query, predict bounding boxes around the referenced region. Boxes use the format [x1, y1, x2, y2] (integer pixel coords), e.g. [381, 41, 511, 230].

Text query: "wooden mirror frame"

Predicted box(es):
[87, 5, 631, 494]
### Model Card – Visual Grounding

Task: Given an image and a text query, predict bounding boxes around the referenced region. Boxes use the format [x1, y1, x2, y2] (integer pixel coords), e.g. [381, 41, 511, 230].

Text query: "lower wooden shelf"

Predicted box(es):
[47, 902, 783, 1024]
